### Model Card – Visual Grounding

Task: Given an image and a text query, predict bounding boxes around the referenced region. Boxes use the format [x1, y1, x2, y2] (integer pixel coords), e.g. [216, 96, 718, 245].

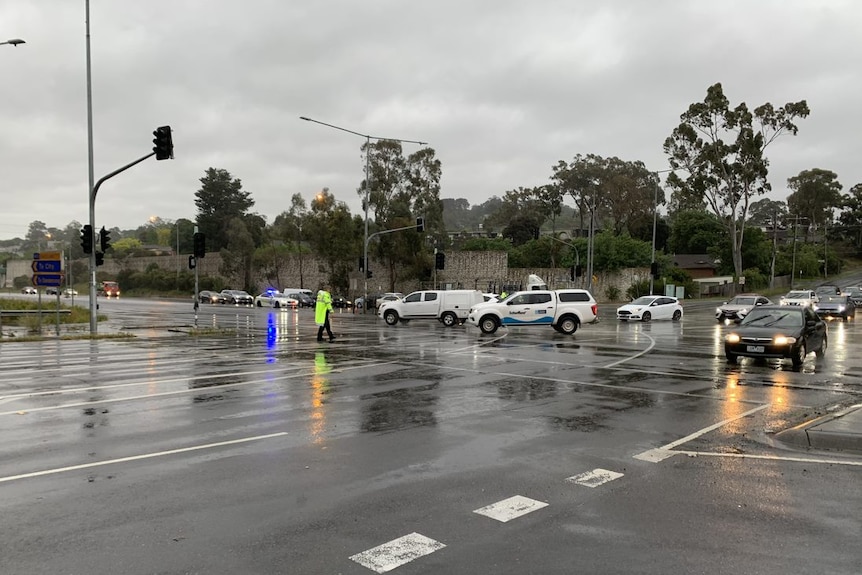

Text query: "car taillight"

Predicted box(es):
[591, 304, 597, 316]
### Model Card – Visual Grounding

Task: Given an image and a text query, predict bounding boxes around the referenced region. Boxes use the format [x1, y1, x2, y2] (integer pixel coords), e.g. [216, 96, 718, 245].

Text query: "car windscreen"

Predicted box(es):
[785, 292, 809, 299]
[821, 295, 846, 303]
[741, 309, 803, 327]
[728, 297, 756, 305]
[631, 296, 656, 306]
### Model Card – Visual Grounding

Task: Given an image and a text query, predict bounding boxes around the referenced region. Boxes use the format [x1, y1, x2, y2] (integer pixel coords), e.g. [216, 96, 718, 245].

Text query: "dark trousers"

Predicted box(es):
[317, 311, 333, 340]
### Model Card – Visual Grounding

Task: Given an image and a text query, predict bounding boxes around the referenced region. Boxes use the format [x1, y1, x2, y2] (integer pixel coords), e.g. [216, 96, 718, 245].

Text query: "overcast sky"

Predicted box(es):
[1, 0, 860, 240]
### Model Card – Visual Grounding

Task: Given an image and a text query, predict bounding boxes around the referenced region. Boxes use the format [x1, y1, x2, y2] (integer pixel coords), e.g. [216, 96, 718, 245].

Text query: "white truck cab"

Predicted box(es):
[378, 289, 485, 327]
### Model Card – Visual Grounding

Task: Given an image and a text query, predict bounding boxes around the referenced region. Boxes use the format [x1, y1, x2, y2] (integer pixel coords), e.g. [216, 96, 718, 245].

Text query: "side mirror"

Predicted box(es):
[806, 320, 817, 327]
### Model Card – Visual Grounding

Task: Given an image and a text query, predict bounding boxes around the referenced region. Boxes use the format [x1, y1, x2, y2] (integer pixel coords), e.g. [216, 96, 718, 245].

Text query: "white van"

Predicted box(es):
[378, 289, 485, 327]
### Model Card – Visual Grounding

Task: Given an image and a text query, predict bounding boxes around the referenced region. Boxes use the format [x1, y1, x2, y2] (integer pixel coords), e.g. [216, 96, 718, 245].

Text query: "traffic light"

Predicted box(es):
[359, 256, 365, 272]
[435, 252, 445, 270]
[80, 224, 93, 254]
[575, 265, 582, 278]
[416, 217, 424, 232]
[152, 125, 174, 160]
[188, 255, 196, 269]
[570, 266, 575, 281]
[366, 269, 373, 279]
[193, 232, 206, 258]
[95, 252, 104, 266]
[650, 262, 659, 279]
[99, 226, 111, 252]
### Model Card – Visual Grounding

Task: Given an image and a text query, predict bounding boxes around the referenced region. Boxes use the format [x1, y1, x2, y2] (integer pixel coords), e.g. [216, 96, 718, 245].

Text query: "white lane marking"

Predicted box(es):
[349, 532, 445, 573]
[674, 450, 862, 467]
[0, 367, 306, 401]
[601, 333, 655, 368]
[473, 495, 549, 523]
[0, 359, 396, 415]
[633, 404, 770, 463]
[566, 468, 624, 487]
[0, 432, 288, 484]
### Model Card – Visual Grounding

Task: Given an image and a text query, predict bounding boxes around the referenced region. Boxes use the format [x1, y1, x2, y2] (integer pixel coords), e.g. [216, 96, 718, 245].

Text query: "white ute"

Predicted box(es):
[378, 289, 485, 327]
[466, 289, 598, 335]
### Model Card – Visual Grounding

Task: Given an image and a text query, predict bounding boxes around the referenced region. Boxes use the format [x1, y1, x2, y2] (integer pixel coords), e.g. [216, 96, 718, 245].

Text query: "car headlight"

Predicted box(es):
[773, 335, 796, 346]
[715, 307, 722, 314]
[725, 334, 740, 344]
[838, 305, 845, 312]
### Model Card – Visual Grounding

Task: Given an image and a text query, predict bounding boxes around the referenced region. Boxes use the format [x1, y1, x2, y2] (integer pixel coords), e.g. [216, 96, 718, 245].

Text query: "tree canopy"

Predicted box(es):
[663, 82, 809, 279]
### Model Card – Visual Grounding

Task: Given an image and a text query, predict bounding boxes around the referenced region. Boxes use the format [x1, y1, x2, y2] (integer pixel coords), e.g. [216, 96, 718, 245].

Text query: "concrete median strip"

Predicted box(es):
[774, 404, 862, 453]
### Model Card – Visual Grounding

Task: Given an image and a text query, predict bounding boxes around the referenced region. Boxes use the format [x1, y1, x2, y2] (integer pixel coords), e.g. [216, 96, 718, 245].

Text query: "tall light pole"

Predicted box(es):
[0, 38, 25, 47]
[85, 0, 98, 333]
[650, 169, 674, 295]
[299, 117, 427, 311]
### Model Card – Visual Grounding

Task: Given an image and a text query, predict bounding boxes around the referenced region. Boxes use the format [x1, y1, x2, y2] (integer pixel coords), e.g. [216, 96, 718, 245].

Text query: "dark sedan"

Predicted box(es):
[332, 295, 353, 309]
[815, 294, 855, 321]
[199, 290, 226, 304]
[220, 289, 254, 305]
[844, 286, 862, 307]
[724, 304, 826, 367]
[285, 292, 315, 308]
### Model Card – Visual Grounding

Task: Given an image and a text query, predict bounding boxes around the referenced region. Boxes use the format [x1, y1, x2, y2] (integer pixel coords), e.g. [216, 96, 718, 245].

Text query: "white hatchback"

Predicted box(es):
[617, 295, 683, 322]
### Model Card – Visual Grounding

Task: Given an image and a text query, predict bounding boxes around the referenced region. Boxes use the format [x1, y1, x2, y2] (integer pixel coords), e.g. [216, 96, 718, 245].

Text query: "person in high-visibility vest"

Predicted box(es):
[315, 284, 335, 342]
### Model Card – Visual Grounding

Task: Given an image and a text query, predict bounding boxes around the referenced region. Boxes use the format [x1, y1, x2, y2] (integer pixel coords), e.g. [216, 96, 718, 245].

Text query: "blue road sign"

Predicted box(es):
[32, 260, 62, 273]
[33, 274, 64, 287]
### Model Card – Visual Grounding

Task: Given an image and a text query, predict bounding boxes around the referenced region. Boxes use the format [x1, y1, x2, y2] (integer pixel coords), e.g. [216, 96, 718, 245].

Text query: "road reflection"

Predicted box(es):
[310, 350, 331, 445]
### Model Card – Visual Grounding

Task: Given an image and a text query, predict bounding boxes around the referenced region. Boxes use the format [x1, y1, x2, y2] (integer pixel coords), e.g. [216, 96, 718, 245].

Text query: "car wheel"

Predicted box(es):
[725, 350, 738, 364]
[256, 301, 262, 307]
[384, 310, 399, 326]
[672, 310, 682, 321]
[641, 311, 651, 323]
[479, 315, 499, 334]
[557, 315, 579, 335]
[441, 312, 458, 327]
[791, 342, 807, 367]
[815, 335, 827, 357]
[274, 301, 281, 309]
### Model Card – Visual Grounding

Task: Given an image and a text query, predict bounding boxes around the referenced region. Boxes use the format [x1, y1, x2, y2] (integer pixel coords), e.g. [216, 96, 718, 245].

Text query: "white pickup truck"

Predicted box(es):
[466, 289, 598, 334]
[378, 289, 485, 327]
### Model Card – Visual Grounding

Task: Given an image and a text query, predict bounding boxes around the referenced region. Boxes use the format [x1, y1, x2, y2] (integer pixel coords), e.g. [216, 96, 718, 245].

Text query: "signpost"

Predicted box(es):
[31, 251, 64, 335]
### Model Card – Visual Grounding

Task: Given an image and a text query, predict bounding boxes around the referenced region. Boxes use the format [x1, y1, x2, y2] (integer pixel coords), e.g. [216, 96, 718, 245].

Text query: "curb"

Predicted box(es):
[774, 404, 862, 453]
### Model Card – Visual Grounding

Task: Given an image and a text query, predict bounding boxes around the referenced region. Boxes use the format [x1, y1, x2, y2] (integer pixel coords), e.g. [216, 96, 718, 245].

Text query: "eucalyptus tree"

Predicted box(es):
[786, 168, 843, 240]
[748, 198, 788, 228]
[663, 82, 809, 280]
[549, 154, 658, 237]
[836, 183, 862, 253]
[360, 140, 442, 288]
[306, 188, 360, 292]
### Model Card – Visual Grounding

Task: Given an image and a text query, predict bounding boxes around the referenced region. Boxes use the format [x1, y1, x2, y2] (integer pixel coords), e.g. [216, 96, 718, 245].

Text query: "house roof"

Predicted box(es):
[673, 254, 718, 270]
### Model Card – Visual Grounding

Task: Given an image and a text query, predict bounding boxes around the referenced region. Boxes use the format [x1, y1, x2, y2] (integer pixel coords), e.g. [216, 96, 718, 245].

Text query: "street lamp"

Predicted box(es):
[650, 169, 674, 295]
[0, 38, 25, 47]
[299, 116, 427, 311]
[550, 234, 581, 286]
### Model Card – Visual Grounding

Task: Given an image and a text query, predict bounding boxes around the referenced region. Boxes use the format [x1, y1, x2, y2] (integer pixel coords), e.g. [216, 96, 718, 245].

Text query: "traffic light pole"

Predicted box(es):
[86, 151, 156, 333]
[363, 222, 424, 291]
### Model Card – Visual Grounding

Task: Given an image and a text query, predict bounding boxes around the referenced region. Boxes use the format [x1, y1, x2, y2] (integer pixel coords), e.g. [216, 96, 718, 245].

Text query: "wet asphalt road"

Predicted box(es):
[1, 297, 861, 574]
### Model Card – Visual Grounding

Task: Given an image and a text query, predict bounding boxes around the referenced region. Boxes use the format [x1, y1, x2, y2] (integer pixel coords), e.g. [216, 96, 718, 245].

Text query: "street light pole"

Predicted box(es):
[85, 0, 98, 333]
[650, 169, 674, 296]
[299, 116, 427, 312]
